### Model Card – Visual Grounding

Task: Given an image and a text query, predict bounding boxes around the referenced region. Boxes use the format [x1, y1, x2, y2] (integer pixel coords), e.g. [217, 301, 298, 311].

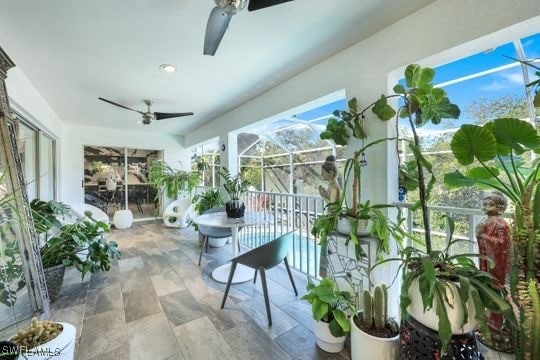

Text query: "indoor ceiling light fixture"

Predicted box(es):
[159, 64, 176, 73]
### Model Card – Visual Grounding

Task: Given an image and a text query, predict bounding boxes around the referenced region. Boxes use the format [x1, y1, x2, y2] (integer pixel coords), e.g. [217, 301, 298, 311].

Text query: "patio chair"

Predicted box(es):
[198, 206, 240, 266]
[220, 231, 298, 326]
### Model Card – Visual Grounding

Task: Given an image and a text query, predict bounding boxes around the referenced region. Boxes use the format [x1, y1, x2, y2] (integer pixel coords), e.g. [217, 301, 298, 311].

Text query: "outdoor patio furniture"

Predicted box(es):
[162, 196, 192, 228]
[220, 231, 298, 326]
[197, 207, 238, 266]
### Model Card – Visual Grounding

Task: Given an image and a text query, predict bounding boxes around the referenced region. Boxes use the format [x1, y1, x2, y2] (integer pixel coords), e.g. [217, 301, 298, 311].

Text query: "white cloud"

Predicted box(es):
[502, 71, 525, 85]
[479, 81, 508, 91]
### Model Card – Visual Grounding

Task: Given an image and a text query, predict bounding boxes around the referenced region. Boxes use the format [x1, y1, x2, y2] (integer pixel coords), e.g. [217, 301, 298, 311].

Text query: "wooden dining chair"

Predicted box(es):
[220, 231, 298, 326]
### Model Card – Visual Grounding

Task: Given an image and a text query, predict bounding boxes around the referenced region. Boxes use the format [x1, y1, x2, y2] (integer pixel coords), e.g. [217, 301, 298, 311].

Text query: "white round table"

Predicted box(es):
[192, 211, 273, 284]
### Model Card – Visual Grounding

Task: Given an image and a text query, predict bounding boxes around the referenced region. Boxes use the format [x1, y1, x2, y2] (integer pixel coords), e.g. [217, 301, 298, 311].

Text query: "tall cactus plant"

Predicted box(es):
[362, 284, 388, 330]
[510, 182, 540, 359]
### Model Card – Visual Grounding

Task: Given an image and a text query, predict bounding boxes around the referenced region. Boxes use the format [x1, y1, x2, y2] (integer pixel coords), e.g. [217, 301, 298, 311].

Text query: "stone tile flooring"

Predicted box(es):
[49, 222, 351, 360]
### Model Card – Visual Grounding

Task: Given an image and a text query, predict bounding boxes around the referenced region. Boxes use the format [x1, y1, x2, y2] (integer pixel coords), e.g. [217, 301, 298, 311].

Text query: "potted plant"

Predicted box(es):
[351, 284, 399, 359]
[313, 98, 407, 261]
[301, 277, 355, 353]
[445, 117, 540, 359]
[191, 188, 226, 247]
[359, 64, 516, 355]
[218, 167, 250, 218]
[31, 200, 121, 301]
[10, 317, 76, 360]
[149, 160, 201, 228]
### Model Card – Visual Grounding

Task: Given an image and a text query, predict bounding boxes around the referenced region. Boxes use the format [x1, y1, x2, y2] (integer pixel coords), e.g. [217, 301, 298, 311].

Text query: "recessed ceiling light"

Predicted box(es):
[159, 64, 176, 73]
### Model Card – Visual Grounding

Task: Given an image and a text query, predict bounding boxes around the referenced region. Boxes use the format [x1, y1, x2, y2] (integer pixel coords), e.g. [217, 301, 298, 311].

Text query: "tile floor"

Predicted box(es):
[49, 222, 351, 360]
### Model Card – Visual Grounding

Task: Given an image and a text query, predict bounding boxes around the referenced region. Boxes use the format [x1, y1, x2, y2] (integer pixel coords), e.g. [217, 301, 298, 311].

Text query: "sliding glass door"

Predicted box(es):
[83, 146, 162, 220]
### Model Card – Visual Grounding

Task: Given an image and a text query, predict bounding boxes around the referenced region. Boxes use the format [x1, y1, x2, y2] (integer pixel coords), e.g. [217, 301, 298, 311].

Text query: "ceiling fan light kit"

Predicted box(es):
[204, 0, 294, 56]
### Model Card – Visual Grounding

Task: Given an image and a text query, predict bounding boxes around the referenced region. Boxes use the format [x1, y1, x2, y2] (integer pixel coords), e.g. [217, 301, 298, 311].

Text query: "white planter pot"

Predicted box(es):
[208, 237, 229, 248]
[351, 316, 399, 360]
[477, 340, 515, 360]
[337, 217, 370, 236]
[113, 209, 133, 230]
[407, 278, 477, 334]
[313, 320, 346, 353]
[17, 322, 76, 360]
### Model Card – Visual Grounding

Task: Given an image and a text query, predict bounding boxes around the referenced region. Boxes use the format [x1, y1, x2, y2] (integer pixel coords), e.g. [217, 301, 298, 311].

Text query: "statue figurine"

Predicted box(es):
[318, 155, 341, 205]
[475, 191, 511, 330]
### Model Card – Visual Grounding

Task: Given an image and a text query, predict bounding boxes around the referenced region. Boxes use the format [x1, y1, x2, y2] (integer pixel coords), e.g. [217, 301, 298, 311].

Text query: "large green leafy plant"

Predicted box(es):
[342, 64, 516, 352]
[218, 167, 251, 200]
[148, 160, 201, 199]
[31, 200, 121, 279]
[445, 117, 540, 359]
[302, 277, 355, 337]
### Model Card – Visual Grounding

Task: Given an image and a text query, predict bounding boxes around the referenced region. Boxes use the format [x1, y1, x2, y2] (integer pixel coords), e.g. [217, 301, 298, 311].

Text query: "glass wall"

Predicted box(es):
[83, 146, 162, 220]
[15, 117, 57, 202]
[17, 122, 37, 200]
[38, 133, 55, 201]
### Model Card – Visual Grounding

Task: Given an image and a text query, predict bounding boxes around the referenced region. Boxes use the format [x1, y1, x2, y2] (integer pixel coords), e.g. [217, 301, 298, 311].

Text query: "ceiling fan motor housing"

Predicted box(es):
[142, 115, 153, 125]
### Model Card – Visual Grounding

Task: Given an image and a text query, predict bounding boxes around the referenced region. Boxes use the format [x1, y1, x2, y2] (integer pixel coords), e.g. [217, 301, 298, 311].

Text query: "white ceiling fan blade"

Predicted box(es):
[204, 6, 232, 56]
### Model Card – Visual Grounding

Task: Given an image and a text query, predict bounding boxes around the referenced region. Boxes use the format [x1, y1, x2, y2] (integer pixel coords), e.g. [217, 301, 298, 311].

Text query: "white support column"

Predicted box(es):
[220, 131, 238, 176]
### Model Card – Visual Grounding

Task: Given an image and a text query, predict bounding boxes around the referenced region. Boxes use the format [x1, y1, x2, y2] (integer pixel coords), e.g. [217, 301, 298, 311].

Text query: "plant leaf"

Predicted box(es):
[492, 118, 540, 155]
[372, 95, 396, 121]
[333, 309, 350, 333]
[450, 124, 497, 165]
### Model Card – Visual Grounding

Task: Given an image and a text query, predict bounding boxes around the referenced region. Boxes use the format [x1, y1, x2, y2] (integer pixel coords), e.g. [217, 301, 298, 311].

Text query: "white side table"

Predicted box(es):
[192, 211, 273, 284]
[113, 209, 133, 229]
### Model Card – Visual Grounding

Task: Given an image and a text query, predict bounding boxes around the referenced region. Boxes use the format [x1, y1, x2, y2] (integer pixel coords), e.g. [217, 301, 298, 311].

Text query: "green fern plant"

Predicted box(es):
[148, 160, 200, 199]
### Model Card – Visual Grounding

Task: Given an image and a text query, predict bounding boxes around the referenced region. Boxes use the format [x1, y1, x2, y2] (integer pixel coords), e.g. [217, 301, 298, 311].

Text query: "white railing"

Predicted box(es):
[240, 190, 326, 278]
[396, 203, 491, 255]
[193, 186, 489, 275]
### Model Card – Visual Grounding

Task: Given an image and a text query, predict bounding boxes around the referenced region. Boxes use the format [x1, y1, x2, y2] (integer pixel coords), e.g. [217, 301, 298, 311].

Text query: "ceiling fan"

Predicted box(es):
[204, 0, 294, 56]
[98, 97, 194, 125]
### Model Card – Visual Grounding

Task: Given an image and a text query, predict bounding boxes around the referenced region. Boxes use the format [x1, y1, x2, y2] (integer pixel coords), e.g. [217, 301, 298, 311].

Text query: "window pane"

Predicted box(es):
[433, 41, 518, 84]
[17, 123, 37, 200]
[39, 133, 55, 201]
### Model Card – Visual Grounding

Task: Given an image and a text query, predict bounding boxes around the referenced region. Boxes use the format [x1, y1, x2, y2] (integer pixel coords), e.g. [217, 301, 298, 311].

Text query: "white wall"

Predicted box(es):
[6, 67, 65, 199]
[6, 67, 64, 138]
[61, 124, 189, 205]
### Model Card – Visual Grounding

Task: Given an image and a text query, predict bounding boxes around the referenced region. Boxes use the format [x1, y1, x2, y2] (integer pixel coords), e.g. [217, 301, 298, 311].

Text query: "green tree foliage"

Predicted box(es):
[465, 96, 529, 125]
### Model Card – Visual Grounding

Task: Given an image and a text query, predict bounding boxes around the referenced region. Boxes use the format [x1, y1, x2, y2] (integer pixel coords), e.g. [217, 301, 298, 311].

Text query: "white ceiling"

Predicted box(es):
[0, 0, 433, 136]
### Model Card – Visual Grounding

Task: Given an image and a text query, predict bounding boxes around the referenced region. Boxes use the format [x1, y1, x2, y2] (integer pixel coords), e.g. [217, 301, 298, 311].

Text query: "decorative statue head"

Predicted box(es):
[482, 191, 508, 215]
[321, 155, 337, 181]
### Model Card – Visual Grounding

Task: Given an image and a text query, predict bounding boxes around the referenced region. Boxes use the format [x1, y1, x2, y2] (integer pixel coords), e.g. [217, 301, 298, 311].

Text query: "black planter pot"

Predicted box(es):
[0, 340, 19, 360]
[400, 315, 479, 360]
[225, 200, 245, 219]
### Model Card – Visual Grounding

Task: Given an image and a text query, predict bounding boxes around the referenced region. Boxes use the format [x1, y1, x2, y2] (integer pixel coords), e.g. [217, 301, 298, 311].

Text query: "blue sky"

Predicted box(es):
[238, 32, 539, 140]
